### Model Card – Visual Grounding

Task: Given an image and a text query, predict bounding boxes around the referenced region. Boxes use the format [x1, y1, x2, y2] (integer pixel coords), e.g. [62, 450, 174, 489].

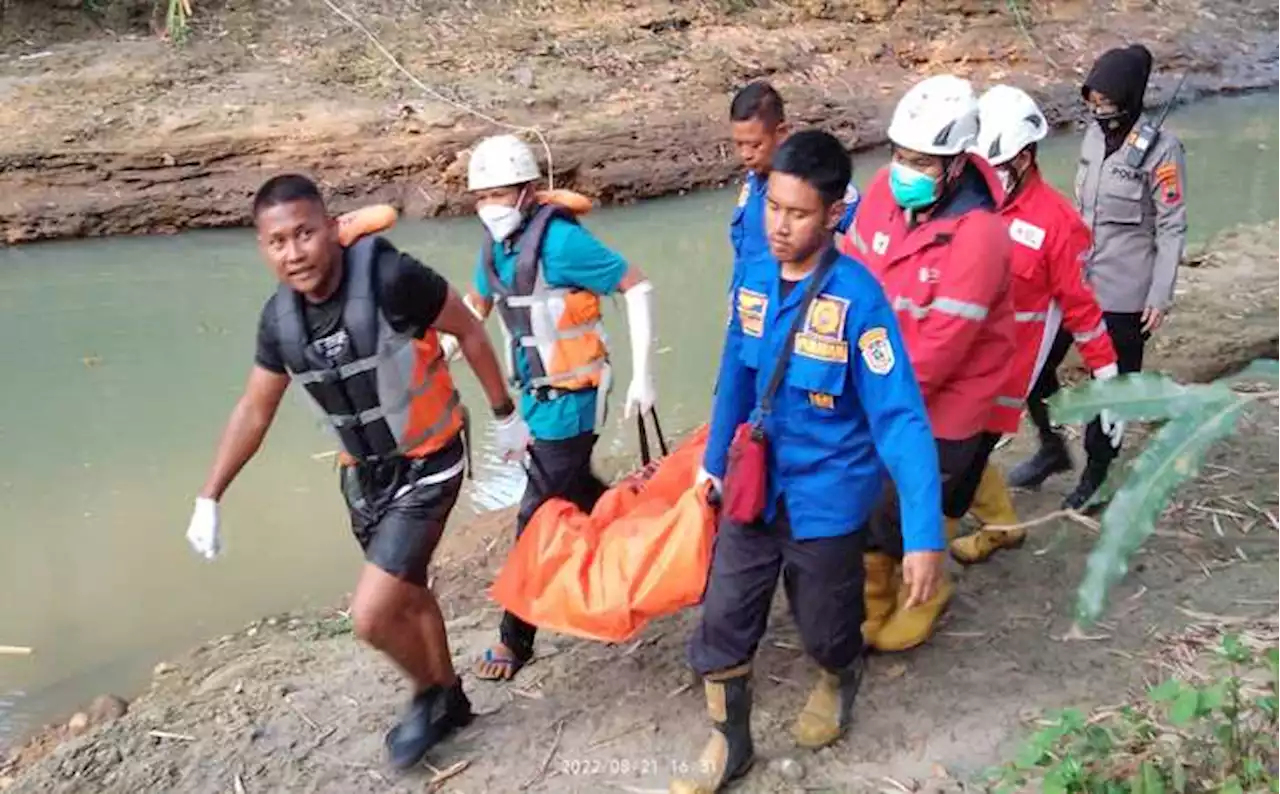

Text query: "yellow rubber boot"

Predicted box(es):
[951, 465, 1025, 565]
[871, 520, 957, 652]
[670, 665, 754, 793]
[860, 553, 898, 645]
[791, 659, 864, 749]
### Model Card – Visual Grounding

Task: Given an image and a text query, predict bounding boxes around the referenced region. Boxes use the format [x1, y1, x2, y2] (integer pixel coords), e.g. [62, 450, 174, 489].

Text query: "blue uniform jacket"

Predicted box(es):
[729, 171, 860, 282]
[704, 248, 944, 551]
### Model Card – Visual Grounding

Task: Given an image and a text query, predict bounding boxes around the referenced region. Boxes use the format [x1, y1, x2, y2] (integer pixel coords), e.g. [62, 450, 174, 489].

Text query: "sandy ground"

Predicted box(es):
[2, 221, 1276, 792]
[0, 0, 1277, 243]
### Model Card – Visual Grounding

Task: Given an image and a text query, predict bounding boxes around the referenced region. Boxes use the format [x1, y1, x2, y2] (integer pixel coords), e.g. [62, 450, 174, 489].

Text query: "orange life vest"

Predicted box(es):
[481, 203, 609, 397]
[275, 232, 464, 465]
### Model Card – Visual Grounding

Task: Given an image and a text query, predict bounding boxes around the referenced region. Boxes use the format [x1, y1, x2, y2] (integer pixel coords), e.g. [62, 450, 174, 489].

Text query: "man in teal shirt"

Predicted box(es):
[460, 134, 658, 681]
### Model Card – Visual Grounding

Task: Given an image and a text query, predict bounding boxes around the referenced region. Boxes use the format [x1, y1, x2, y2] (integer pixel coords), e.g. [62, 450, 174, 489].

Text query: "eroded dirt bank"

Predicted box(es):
[0, 0, 1277, 243]
[2, 223, 1276, 792]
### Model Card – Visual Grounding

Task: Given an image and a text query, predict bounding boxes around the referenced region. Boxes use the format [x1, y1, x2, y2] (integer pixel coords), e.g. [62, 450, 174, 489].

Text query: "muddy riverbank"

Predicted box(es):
[2, 220, 1276, 792]
[0, 0, 1277, 243]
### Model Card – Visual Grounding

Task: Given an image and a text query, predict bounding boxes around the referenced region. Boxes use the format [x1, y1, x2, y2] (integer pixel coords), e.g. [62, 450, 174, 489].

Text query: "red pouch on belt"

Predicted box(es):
[723, 421, 767, 524]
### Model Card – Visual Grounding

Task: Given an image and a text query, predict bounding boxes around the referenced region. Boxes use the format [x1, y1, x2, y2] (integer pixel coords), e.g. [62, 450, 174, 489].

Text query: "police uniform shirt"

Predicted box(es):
[1075, 119, 1188, 313]
[730, 171, 861, 282]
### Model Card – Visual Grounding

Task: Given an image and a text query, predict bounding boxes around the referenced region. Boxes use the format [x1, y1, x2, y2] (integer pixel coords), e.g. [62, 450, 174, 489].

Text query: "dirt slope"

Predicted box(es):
[0, 0, 1277, 243]
[3, 222, 1276, 793]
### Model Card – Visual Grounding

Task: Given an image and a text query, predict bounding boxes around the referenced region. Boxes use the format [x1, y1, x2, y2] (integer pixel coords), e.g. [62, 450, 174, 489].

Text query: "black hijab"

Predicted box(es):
[1083, 44, 1154, 156]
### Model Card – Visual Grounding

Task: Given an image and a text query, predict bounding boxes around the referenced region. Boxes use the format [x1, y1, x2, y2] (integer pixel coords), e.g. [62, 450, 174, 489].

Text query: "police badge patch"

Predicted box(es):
[858, 327, 895, 375]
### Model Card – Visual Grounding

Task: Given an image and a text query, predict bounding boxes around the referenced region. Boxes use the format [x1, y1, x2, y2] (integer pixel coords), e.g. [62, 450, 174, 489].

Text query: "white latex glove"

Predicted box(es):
[439, 333, 462, 363]
[622, 281, 657, 419]
[493, 411, 531, 462]
[186, 497, 221, 561]
[1092, 363, 1124, 449]
[695, 467, 723, 496]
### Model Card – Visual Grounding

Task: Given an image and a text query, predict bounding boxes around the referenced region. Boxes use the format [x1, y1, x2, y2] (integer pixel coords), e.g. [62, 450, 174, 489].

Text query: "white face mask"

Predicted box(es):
[477, 187, 527, 241]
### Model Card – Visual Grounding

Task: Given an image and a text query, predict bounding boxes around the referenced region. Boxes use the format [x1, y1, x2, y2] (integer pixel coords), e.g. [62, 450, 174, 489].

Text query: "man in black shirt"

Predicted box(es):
[184, 174, 530, 770]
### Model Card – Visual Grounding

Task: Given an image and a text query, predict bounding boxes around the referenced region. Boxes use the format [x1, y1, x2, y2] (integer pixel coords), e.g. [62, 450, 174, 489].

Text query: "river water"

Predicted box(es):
[1, 92, 1276, 744]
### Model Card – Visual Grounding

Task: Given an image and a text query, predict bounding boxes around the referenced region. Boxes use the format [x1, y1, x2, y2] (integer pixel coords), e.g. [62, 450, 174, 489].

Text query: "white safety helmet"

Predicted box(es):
[467, 134, 541, 191]
[887, 74, 980, 156]
[972, 84, 1049, 166]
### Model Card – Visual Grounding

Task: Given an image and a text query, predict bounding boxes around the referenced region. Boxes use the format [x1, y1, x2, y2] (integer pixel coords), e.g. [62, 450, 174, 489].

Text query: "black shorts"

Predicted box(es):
[338, 437, 465, 586]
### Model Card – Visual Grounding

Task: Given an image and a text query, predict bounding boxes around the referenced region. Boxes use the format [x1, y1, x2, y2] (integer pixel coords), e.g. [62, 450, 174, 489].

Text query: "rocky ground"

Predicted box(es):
[0, 0, 1277, 243]
[2, 221, 1276, 792]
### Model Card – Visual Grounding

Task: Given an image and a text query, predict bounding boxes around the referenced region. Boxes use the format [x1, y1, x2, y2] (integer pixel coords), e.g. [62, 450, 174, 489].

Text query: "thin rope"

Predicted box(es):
[318, 0, 555, 189]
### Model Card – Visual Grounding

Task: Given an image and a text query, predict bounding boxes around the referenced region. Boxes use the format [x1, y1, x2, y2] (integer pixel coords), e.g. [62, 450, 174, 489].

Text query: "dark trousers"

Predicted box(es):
[688, 501, 867, 676]
[866, 432, 999, 558]
[1026, 311, 1147, 473]
[499, 432, 607, 661]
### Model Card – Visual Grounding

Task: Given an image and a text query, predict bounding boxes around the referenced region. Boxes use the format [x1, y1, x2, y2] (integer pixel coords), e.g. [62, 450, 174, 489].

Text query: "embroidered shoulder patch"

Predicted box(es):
[1008, 218, 1046, 251]
[857, 327, 896, 375]
[737, 287, 767, 338]
[1153, 162, 1182, 206]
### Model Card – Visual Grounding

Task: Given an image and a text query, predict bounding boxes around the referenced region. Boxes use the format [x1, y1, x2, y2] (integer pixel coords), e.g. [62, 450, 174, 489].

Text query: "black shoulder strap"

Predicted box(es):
[274, 285, 307, 375]
[341, 235, 381, 360]
[759, 246, 839, 416]
[513, 203, 577, 295]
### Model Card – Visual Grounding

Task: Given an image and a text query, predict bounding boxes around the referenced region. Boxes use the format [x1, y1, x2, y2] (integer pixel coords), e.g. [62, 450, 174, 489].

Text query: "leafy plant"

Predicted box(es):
[162, 0, 191, 42]
[989, 634, 1280, 793]
[79, 0, 192, 42]
[1047, 359, 1279, 627]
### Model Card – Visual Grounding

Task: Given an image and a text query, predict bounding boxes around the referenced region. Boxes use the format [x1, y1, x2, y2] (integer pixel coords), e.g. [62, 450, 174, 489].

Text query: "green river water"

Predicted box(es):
[1, 92, 1276, 744]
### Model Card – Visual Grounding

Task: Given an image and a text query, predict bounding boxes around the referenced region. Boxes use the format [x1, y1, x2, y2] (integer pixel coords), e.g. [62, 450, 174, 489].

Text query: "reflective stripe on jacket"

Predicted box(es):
[483, 203, 609, 396]
[987, 169, 1118, 434]
[840, 158, 1016, 440]
[275, 236, 464, 464]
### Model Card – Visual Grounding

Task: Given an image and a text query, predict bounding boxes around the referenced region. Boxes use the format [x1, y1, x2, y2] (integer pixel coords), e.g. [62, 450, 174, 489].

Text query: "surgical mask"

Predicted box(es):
[477, 186, 529, 242]
[889, 161, 939, 210]
[478, 203, 523, 242]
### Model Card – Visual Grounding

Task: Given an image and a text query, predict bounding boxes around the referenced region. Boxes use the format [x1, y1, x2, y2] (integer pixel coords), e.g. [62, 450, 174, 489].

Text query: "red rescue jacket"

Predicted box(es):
[840, 158, 1016, 440]
[986, 169, 1118, 434]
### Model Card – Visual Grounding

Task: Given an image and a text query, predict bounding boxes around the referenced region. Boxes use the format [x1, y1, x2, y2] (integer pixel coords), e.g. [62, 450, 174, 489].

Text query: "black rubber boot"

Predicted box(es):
[669, 665, 755, 793]
[1063, 466, 1106, 512]
[1007, 433, 1073, 489]
[385, 679, 474, 770]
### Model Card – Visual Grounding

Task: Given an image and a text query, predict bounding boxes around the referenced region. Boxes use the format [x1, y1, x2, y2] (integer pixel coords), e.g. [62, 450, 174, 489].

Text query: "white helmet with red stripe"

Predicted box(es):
[972, 84, 1049, 166]
[887, 74, 979, 156]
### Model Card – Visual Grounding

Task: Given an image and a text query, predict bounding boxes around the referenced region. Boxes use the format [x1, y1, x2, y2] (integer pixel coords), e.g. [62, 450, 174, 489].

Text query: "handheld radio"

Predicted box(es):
[1124, 73, 1188, 168]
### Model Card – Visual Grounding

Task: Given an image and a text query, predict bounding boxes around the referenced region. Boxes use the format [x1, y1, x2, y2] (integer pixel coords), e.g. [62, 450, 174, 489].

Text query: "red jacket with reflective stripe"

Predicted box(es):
[986, 169, 1119, 434]
[840, 159, 1016, 440]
